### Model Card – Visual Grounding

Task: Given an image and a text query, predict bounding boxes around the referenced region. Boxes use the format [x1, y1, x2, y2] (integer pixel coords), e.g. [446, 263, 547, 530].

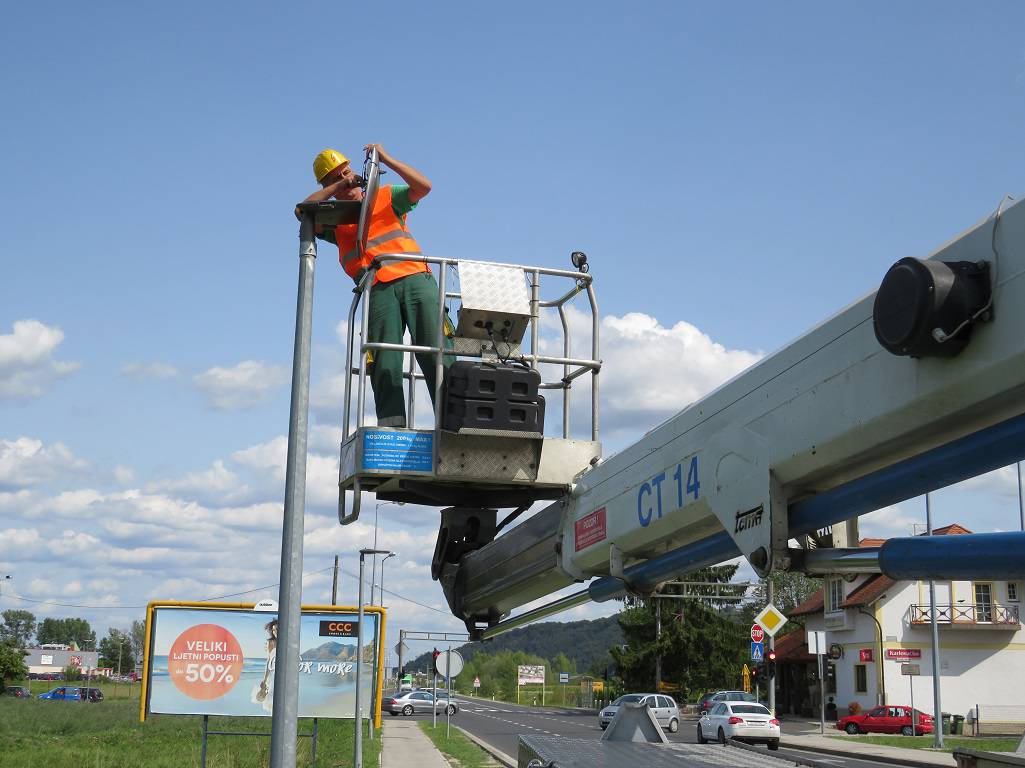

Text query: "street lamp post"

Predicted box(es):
[355, 548, 392, 768]
[378, 553, 397, 606]
[371, 501, 403, 605]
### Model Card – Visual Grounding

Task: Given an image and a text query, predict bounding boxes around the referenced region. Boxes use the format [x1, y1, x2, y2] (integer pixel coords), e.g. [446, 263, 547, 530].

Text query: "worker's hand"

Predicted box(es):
[364, 143, 392, 165]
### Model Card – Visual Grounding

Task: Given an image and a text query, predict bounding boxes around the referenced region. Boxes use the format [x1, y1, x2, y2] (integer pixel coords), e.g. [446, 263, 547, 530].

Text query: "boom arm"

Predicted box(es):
[443, 196, 1025, 637]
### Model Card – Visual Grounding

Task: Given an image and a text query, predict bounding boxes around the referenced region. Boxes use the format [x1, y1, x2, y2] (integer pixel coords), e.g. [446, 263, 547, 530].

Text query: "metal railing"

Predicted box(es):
[908, 603, 1020, 625]
[339, 253, 601, 523]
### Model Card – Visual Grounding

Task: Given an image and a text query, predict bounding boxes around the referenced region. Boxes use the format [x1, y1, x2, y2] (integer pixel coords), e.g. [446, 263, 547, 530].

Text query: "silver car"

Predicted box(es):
[383, 689, 458, 717]
[598, 693, 680, 732]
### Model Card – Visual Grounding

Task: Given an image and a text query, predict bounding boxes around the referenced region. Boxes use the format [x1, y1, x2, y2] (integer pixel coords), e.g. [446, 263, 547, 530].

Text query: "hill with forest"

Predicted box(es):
[405, 615, 622, 675]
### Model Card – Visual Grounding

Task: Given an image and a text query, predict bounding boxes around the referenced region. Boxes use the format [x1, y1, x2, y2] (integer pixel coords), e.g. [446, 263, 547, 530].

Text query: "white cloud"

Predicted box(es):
[858, 504, 920, 539]
[113, 466, 135, 486]
[121, 361, 180, 379]
[193, 361, 288, 410]
[586, 311, 762, 437]
[0, 437, 88, 489]
[0, 320, 79, 399]
[146, 459, 244, 498]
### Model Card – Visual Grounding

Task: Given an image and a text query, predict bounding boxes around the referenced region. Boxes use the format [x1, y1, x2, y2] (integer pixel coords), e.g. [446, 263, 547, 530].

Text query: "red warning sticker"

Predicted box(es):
[575, 507, 607, 552]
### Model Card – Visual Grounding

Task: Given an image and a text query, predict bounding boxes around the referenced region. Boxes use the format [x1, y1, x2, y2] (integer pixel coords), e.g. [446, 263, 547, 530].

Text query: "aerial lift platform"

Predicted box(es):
[297, 150, 604, 616]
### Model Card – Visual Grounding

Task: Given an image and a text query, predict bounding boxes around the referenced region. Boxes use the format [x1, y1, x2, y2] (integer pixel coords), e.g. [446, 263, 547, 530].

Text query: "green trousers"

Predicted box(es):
[368, 270, 453, 427]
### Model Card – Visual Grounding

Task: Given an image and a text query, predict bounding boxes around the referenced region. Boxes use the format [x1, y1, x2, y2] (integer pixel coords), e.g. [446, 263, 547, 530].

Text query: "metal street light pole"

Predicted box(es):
[1017, 462, 1024, 532]
[355, 548, 391, 768]
[378, 553, 397, 607]
[269, 214, 317, 768]
[926, 494, 944, 748]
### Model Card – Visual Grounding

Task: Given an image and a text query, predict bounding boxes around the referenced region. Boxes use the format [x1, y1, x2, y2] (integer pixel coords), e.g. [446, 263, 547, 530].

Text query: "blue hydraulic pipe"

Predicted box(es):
[880, 532, 1025, 581]
[589, 411, 1025, 602]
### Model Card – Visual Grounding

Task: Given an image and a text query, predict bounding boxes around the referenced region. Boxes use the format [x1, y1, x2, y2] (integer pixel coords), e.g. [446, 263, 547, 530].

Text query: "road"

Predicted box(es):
[422, 696, 895, 768]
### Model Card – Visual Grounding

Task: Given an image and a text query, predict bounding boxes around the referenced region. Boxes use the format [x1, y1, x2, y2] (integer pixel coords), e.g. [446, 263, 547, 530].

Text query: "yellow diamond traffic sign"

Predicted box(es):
[754, 604, 788, 637]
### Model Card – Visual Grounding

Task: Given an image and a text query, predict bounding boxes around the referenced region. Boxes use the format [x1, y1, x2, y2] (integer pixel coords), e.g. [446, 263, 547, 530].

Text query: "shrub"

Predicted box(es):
[847, 701, 862, 715]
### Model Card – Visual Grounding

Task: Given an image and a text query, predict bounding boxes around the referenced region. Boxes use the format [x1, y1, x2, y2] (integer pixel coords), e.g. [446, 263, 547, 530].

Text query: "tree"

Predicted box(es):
[0, 609, 36, 647]
[130, 619, 146, 665]
[99, 629, 134, 673]
[36, 617, 96, 649]
[0, 640, 29, 683]
[744, 571, 822, 629]
[611, 564, 750, 700]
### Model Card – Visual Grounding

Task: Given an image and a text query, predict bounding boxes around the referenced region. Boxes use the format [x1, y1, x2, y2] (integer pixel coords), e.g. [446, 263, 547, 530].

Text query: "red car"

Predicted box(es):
[836, 705, 933, 735]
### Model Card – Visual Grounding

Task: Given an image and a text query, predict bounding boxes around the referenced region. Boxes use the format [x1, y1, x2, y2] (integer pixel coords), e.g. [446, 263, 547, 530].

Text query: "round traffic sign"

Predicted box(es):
[442, 650, 464, 678]
[750, 624, 764, 643]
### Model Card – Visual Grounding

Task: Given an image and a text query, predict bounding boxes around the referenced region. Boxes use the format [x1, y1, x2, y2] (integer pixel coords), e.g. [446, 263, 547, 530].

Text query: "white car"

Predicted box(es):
[598, 693, 680, 732]
[698, 701, 780, 749]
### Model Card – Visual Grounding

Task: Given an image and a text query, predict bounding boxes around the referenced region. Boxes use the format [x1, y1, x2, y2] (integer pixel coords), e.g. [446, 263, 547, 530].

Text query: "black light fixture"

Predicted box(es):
[872, 257, 992, 358]
[570, 251, 589, 274]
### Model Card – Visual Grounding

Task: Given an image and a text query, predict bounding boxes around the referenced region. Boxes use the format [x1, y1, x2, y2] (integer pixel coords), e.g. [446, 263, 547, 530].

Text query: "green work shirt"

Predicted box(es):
[315, 185, 417, 247]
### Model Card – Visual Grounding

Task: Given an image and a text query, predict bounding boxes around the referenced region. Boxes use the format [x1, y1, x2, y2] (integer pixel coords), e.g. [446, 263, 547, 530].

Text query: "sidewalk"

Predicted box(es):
[381, 718, 451, 768]
[780, 730, 957, 767]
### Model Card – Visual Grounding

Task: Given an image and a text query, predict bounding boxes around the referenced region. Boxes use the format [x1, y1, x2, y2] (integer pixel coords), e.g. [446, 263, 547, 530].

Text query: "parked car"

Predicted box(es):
[698, 690, 758, 714]
[3, 685, 31, 698]
[37, 686, 104, 702]
[836, 705, 933, 736]
[382, 690, 457, 716]
[698, 701, 781, 749]
[598, 693, 680, 732]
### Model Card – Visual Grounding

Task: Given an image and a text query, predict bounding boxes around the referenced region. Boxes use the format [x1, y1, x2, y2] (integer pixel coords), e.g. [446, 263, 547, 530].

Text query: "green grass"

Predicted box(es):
[0, 688, 381, 767]
[417, 720, 498, 768]
[827, 734, 1021, 753]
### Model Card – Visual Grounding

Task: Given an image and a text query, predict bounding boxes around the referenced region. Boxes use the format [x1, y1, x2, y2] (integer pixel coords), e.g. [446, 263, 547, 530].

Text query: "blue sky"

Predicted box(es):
[2, 2, 1025, 652]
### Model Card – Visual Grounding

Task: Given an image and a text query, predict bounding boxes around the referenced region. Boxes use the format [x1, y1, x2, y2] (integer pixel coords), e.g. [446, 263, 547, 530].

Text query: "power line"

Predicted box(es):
[0, 563, 452, 617]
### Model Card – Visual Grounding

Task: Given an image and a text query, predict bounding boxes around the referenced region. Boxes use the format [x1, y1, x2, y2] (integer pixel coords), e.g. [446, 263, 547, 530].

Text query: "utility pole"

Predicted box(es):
[926, 494, 944, 748]
[1018, 462, 1024, 532]
[331, 555, 339, 606]
[767, 579, 776, 715]
[654, 599, 662, 691]
[397, 629, 405, 685]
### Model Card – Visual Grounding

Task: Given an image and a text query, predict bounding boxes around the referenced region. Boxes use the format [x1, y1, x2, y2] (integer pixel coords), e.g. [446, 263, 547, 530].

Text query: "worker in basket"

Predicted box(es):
[300, 144, 452, 428]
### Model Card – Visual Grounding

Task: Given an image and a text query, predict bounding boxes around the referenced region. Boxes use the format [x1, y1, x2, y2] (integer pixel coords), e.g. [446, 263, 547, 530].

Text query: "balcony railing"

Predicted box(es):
[908, 603, 1020, 628]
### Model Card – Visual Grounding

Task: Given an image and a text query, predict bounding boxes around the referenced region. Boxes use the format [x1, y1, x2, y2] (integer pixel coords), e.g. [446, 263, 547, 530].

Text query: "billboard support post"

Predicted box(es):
[270, 214, 317, 768]
[198, 713, 320, 768]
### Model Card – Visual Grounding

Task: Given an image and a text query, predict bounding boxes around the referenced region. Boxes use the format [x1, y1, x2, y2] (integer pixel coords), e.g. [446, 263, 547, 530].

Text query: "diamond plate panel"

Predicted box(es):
[455, 261, 531, 344]
[437, 432, 540, 482]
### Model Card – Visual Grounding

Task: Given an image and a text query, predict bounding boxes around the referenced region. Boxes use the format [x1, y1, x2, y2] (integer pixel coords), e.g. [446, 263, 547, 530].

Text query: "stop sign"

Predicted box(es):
[750, 624, 764, 643]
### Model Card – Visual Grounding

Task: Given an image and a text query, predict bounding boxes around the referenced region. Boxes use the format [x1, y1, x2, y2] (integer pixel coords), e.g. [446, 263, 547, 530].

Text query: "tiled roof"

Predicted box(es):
[841, 574, 897, 608]
[932, 523, 972, 536]
[772, 627, 816, 661]
[789, 590, 824, 617]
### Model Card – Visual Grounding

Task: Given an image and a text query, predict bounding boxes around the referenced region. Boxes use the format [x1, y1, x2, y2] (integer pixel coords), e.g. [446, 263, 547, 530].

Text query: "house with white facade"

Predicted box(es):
[789, 524, 1024, 731]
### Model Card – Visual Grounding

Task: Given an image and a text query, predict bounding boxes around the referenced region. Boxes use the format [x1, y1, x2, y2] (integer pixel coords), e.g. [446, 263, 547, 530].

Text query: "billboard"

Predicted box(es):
[141, 602, 385, 723]
[517, 665, 545, 685]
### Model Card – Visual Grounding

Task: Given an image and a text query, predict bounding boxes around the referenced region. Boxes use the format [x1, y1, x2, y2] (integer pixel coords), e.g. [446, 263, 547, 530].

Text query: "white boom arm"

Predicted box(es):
[443, 195, 1025, 637]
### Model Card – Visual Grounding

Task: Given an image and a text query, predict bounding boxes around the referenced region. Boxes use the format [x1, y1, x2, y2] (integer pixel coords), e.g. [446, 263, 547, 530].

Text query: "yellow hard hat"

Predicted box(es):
[313, 149, 349, 183]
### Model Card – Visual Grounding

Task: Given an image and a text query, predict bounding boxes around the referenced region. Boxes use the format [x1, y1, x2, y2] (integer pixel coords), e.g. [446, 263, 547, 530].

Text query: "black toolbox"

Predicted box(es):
[442, 361, 545, 433]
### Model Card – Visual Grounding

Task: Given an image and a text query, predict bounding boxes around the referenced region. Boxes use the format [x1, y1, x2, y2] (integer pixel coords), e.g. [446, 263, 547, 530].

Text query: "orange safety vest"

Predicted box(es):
[334, 185, 428, 284]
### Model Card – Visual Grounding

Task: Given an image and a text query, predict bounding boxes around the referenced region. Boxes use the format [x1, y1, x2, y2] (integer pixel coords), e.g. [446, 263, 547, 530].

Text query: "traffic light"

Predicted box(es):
[750, 663, 762, 684]
[767, 650, 777, 680]
[432, 648, 441, 675]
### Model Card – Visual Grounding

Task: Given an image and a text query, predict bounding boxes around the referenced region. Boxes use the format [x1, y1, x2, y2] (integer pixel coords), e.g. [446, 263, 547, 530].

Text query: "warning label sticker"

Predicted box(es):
[575, 507, 607, 552]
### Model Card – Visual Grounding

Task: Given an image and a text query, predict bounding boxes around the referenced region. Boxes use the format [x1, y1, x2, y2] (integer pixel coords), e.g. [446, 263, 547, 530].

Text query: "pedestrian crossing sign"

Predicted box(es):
[751, 641, 764, 661]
